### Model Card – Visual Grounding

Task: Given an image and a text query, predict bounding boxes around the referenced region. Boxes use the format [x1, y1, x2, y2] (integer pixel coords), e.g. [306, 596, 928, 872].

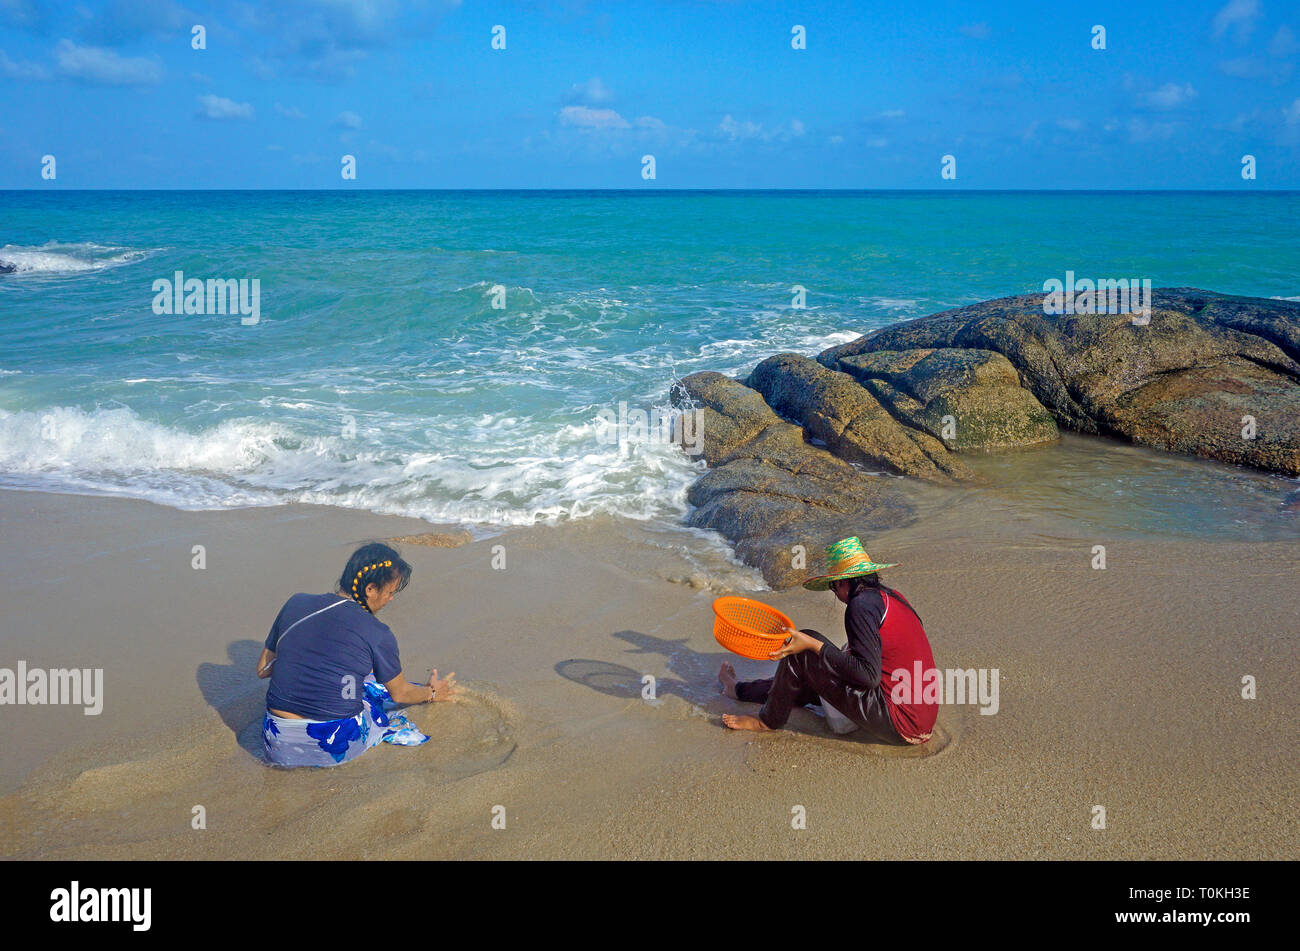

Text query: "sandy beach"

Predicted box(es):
[8, 1, 1300, 909]
[2, 471, 1295, 861]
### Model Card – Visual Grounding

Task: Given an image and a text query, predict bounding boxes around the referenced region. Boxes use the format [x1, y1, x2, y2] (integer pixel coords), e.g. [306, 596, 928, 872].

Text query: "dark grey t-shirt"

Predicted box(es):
[820, 587, 886, 691]
[264, 593, 403, 720]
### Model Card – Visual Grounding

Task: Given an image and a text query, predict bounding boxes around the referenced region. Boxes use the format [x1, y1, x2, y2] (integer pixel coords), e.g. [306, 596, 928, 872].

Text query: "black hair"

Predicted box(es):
[839, 573, 921, 623]
[843, 574, 882, 598]
[338, 542, 412, 614]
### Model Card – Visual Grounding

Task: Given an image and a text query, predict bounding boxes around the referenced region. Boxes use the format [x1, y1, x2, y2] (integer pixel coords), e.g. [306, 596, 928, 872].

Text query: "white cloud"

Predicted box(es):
[1284, 99, 1300, 125]
[1144, 82, 1197, 109]
[878, 109, 905, 119]
[0, 1, 45, 29]
[197, 94, 255, 120]
[1127, 117, 1178, 142]
[1211, 0, 1260, 42]
[334, 111, 363, 129]
[1222, 109, 1263, 132]
[362, 140, 429, 162]
[1219, 56, 1266, 78]
[248, 56, 276, 80]
[960, 23, 990, 39]
[235, 0, 454, 81]
[718, 114, 805, 142]
[1056, 118, 1085, 131]
[719, 114, 762, 140]
[558, 105, 629, 130]
[54, 39, 161, 85]
[0, 48, 50, 80]
[275, 103, 305, 119]
[1217, 54, 1294, 83]
[1269, 25, 1298, 58]
[565, 77, 614, 106]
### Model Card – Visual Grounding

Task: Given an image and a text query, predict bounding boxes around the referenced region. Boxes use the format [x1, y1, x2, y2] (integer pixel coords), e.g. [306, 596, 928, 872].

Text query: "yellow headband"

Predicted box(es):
[350, 560, 393, 597]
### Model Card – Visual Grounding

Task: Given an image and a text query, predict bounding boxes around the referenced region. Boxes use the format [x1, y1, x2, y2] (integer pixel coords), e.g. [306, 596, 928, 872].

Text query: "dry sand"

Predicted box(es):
[0, 485, 1296, 859]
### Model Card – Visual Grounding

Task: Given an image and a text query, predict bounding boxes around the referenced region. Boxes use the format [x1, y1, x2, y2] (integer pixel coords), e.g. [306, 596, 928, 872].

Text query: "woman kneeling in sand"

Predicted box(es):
[719, 537, 937, 744]
[255, 542, 458, 767]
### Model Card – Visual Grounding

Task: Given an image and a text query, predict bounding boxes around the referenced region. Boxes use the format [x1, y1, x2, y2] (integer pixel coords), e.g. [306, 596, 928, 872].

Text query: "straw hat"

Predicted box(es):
[801, 536, 898, 591]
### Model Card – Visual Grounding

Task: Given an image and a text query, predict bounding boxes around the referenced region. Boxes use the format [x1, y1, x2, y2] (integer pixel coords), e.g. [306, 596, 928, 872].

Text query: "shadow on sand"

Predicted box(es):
[556, 628, 918, 747]
[554, 629, 726, 706]
[196, 639, 271, 762]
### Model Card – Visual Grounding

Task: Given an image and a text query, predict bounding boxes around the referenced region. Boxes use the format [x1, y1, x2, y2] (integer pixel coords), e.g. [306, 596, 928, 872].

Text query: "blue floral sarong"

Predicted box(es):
[263, 676, 429, 767]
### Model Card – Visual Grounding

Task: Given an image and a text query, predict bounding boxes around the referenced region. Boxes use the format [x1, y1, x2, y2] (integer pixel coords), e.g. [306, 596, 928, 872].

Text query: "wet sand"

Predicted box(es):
[0, 484, 1297, 859]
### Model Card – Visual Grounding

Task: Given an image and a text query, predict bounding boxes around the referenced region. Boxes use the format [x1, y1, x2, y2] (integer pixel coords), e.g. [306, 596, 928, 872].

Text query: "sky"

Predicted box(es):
[1, 0, 1299, 188]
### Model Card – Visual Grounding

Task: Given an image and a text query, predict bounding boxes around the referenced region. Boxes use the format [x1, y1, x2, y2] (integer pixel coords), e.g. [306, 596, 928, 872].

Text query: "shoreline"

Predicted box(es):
[1, 486, 1295, 859]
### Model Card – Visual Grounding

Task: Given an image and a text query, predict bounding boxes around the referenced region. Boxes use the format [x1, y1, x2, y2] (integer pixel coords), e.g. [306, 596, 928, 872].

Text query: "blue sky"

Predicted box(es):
[2, 0, 1299, 188]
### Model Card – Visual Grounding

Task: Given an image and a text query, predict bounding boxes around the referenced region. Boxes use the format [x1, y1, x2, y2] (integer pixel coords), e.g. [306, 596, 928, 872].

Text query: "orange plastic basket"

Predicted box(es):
[712, 596, 796, 660]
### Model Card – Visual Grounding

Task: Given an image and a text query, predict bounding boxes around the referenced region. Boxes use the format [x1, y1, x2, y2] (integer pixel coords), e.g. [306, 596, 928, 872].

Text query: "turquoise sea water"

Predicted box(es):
[2, 190, 1299, 538]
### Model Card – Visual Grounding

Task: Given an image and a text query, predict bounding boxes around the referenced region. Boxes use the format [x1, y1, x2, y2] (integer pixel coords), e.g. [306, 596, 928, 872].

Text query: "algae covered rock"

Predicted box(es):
[747, 353, 970, 482]
[820, 288, 1300, 475]
[838, 347, 1059, 451]
[670, 371, 913, 588]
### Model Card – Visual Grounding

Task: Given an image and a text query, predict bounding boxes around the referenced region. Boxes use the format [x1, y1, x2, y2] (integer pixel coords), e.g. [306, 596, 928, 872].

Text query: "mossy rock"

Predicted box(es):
[840, 348, 1059, 451]
[820, 288, 1300, 475]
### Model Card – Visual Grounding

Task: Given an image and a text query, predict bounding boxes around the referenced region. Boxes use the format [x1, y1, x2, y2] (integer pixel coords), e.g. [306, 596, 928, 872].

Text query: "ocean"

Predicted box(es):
[2, 189, 1299, 541]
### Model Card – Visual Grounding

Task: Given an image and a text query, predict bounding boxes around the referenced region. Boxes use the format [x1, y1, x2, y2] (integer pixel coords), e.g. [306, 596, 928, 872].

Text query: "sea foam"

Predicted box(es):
[0, 404, 704, 528]
[0, 242, 153, 276]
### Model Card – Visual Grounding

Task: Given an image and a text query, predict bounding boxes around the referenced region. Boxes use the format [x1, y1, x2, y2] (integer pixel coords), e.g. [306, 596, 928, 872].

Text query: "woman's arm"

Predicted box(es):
[383, 669, 458, 705]
[384, 672, 433, 704]
[820, 590, 885, 689]
[256, 648, 275, 678]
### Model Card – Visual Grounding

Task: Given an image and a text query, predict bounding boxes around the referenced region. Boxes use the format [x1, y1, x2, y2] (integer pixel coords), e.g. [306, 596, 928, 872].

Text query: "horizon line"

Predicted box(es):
[3, 187, 1297, 194]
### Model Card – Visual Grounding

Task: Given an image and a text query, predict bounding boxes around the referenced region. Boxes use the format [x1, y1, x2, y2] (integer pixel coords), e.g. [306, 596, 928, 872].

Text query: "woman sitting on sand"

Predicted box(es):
[255, 542, 457, 767]
[719, 537, 937, 744]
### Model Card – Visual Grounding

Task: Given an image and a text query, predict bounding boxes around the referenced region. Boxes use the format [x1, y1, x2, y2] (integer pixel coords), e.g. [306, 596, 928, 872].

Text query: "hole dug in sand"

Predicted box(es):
[399, 685, 519, 780]
[250, 685, 520, 781]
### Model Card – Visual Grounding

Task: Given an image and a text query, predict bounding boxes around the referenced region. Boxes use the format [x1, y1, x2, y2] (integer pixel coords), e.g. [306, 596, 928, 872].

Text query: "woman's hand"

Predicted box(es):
[428, 668, 458, 702]
[768, 628, 821, 661]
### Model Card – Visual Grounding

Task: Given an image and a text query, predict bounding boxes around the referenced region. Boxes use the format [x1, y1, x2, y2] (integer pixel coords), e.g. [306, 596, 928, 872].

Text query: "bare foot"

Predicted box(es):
[722, 713, 772, 732]
[717, 661, 739, 699]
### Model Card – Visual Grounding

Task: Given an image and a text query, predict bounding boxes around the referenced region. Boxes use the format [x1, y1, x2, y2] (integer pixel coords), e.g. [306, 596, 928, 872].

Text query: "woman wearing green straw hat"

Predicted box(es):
[719, 536, 938, 743]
